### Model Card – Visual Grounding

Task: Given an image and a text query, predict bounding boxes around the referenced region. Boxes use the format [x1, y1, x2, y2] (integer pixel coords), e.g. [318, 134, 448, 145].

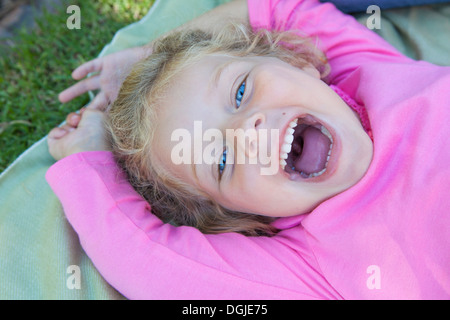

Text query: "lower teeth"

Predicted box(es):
[297, 167, 327, 178]
[288, 127, 333, 178]
[281, 123, 333, 178]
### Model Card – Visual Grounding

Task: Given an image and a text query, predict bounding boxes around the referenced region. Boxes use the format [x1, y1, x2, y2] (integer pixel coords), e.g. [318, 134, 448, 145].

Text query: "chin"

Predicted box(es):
[336, 132, 373, 188]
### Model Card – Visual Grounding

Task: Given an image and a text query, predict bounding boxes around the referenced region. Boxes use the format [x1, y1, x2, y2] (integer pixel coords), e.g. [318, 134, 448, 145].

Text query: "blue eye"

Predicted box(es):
[235, 80, 246, 108]
[218, 149, 227, 178]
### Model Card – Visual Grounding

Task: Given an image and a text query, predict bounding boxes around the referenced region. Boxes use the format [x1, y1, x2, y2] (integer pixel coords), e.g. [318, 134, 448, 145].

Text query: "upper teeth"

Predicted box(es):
[279, 119, 298, 170]
[279, 119, 334, 175]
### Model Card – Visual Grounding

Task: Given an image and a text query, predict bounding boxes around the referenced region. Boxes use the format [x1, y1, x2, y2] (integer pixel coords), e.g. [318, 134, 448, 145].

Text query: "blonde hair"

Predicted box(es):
[107, 23, 329, 237]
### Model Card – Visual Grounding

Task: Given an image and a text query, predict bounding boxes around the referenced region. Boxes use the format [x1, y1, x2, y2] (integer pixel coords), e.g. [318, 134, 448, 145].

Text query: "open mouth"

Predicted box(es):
[280, 115, 333, 179]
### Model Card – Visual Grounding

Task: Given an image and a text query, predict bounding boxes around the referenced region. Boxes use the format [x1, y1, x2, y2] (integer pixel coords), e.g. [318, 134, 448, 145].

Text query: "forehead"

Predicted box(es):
[170, 53, 235, 92]
[156, 54, 228, 128]
[150, 55, 233, 176]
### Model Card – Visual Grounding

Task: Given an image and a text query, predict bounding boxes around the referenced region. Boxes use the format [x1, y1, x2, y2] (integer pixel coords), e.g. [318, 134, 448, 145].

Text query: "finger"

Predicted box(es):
[58, 75, 100, 103]
[60, 123, 76, 132]
[48, 126, 70, 139]
[72, 58, 102, 80]
[80, 107, 103, 118]
[86, 91, 109, 110]
[77, 108, 105, 128]
[78, 107, 87, 116]
[66, 112, 81, 127]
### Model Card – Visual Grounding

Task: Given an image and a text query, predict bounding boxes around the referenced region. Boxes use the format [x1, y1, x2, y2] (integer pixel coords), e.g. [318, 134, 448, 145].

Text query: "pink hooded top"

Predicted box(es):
[46, 0, 450, 299]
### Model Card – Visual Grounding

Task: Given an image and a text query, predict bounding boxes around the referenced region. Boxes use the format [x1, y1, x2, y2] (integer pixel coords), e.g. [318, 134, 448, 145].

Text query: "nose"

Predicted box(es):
[234, 112, 266, 161]
[243, 112, 265, 131]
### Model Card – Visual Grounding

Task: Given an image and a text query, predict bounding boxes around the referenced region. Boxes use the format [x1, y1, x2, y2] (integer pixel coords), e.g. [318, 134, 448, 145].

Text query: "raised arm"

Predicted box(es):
[46, 151, 340, 299]
[59, 0, 248, 110]
[248, 0, 410, 85]
[173, 0, 248, 32]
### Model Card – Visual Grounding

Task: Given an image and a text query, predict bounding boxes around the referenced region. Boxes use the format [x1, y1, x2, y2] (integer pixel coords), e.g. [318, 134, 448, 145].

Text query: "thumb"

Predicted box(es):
[78, 108, 105, 126]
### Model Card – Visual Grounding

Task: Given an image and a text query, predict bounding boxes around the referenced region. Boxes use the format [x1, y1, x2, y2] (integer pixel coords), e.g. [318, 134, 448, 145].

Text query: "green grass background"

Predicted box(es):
[0, 0, 154, 172]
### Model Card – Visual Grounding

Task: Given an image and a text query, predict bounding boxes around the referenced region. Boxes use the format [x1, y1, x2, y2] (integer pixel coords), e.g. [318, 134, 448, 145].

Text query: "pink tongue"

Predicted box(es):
[294, 126, 331, 174]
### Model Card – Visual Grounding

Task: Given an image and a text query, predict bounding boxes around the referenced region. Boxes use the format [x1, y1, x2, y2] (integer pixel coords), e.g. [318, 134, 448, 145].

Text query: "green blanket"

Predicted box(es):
[1, 0, 449, 299]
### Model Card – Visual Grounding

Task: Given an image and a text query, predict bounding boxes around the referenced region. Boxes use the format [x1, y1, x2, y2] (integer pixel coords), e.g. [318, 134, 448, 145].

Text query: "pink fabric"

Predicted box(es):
[330, 85, 373, 140]
[46, 0, 450, 299]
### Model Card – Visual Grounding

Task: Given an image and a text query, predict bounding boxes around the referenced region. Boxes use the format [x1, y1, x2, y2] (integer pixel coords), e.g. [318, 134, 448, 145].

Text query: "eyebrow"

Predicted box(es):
[211, 60, 235, 89]
[200, 59, 236, 186]
[190, 159, 220, 195]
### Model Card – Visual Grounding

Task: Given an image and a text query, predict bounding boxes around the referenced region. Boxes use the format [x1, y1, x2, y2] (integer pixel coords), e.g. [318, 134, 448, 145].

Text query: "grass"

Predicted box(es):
[0, 0, 154, 172]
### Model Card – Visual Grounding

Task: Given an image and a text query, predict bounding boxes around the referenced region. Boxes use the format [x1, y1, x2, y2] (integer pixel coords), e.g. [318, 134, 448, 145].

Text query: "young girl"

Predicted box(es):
[47, 0, 450, 299]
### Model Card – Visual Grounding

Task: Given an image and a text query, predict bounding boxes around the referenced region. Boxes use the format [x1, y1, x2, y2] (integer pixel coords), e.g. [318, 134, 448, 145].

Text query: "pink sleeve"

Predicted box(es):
[46, 151, 338, 299]
[247, 0, 410, 85]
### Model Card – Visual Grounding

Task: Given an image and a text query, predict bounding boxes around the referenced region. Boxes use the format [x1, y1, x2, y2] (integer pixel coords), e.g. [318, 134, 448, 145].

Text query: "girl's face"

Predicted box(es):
[152, 54, 373, 217]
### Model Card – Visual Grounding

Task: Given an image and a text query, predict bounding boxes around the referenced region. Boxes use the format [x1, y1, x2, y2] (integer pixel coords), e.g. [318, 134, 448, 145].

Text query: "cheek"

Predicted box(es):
[226, 165, 263, 197]
[232, 167, 281, 201]
[254, 68, 301, 103]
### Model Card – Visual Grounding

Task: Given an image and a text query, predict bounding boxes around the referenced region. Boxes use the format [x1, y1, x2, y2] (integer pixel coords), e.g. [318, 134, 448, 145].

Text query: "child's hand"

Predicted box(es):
[48, 108, 110, 161]
[58, 46, 152, 110]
